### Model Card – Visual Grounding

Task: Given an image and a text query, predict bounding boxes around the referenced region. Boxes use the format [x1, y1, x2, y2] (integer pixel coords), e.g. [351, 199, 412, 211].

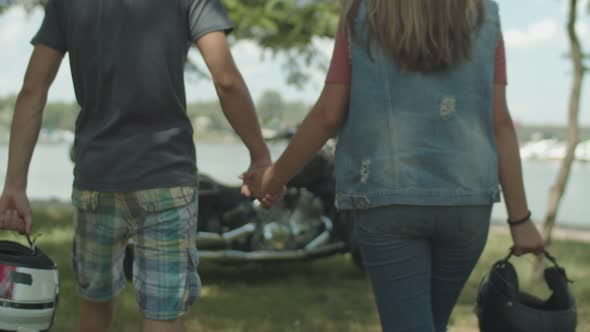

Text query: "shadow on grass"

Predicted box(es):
[190, 257, 379, 332]
[1, 205, 588, 331]
[200, 258, 367, 285]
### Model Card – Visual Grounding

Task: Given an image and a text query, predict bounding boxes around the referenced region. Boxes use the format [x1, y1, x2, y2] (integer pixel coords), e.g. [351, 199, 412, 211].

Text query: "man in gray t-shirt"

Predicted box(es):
[0, 0, 273, 331]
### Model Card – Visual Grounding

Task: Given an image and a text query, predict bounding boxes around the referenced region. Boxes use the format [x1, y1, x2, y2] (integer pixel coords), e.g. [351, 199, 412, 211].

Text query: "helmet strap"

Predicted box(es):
[505, 247, 573, 283]
[25, 233, 43, 255]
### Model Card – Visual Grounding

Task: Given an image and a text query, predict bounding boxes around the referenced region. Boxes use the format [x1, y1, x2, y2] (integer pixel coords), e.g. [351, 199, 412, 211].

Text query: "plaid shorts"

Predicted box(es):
[71, 187, 201, 321]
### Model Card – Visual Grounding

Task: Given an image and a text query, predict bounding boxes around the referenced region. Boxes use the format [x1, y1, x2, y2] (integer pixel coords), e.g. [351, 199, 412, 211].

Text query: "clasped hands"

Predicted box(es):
[240, 163, 286, 209]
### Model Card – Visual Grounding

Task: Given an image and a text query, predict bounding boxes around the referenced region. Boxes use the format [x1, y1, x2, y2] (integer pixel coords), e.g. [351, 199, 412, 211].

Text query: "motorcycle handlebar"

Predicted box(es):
[263, 128, 296, 142]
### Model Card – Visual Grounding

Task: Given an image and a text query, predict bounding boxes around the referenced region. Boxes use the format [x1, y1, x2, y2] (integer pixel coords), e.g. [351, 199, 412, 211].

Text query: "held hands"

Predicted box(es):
[0, 188, 32, 235]
[240, 164, 286, 209]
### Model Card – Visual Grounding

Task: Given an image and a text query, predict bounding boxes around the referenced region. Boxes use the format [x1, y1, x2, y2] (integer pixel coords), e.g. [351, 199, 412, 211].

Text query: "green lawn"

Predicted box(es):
[2, 205, 588, 332]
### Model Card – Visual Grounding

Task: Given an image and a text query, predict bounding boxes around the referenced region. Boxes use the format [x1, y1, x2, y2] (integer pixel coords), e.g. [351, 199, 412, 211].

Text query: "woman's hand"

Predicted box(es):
[240, 165, 286, 209]
[510, 219, 545, 256]
[257, 167, 287, 209]
[240, 161, 270, 199]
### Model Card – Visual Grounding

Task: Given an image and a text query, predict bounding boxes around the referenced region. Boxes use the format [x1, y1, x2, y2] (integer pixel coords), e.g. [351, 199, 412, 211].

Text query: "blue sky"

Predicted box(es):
[0, 0, 588, 125]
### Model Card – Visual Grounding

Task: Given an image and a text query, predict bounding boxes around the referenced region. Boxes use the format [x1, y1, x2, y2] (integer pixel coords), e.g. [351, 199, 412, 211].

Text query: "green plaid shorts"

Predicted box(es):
[71, 187, 200, 321]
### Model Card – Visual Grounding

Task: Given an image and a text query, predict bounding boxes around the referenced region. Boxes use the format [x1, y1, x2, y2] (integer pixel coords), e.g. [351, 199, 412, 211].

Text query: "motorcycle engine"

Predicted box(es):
[252, 189, 326, 251]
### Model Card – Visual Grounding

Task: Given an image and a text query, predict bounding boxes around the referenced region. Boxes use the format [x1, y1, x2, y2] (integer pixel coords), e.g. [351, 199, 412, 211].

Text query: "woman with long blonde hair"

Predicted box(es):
[244, 1, 545, 330]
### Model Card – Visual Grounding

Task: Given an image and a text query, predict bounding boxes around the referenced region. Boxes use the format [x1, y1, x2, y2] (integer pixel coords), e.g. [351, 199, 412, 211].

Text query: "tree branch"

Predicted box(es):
[541, 0, 586, 246]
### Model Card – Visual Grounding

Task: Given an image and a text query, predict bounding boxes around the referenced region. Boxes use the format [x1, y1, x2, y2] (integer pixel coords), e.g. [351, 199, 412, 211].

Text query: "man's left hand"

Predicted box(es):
[0, 189, 32, 234]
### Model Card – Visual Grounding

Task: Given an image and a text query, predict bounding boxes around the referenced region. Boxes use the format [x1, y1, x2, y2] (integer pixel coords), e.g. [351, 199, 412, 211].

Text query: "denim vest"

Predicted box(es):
[335, 0, 502, 210]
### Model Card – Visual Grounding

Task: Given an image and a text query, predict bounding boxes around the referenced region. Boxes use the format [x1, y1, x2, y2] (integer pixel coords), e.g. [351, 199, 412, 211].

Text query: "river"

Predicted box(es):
[0, 143, 588, 228]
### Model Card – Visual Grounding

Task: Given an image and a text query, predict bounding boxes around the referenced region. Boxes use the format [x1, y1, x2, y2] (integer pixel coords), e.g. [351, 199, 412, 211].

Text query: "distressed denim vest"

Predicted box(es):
[335, 0, 502, 210]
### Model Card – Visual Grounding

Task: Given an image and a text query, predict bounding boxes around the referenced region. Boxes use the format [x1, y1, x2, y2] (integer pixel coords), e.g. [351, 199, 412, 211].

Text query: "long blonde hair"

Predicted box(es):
[342, 0, 485, 72]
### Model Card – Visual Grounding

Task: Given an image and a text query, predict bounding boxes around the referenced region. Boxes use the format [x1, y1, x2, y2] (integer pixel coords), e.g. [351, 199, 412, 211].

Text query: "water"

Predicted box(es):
[0, 142, 287, 198]
[0, 143, 588, 228]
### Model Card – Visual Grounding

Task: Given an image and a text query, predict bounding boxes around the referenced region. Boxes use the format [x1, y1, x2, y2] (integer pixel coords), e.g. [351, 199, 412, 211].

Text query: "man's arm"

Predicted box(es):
[195, 31, 270, 166]
[0, 45, 63, 234]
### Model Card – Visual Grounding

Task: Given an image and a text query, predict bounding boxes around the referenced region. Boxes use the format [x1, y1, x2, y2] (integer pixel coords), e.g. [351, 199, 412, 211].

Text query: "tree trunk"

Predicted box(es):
[541, 0, 585, 250]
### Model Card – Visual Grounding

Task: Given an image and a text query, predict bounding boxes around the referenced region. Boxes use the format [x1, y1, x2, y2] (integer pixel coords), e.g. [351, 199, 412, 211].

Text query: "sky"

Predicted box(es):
[0, 0, 589, 125]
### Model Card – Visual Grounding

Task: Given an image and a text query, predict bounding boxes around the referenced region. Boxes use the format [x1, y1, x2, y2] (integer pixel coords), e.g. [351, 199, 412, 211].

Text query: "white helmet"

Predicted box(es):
[0, 235, 59, 332]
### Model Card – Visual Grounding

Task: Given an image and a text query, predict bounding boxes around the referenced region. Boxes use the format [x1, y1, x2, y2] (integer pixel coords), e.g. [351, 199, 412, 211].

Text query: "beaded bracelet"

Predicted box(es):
[508, 210, 531, 226]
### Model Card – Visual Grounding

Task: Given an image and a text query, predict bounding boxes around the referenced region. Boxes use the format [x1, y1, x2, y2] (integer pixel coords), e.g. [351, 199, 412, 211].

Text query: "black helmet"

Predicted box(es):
[476, 249, 577, 332]
[0, 235, 59, 332]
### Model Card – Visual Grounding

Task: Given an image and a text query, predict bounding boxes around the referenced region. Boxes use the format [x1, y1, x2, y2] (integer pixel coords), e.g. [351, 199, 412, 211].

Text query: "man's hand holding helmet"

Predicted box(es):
[0, 188, 31, 235]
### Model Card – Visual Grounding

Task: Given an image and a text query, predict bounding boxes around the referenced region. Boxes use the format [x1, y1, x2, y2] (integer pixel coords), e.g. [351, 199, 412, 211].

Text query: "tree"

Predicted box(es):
[226, 0, 340, 86]
[257, 90, 285, 126]
[540, 0, 588, 250]
[0, 0, 341, 87]
[0, 95, 17, 127]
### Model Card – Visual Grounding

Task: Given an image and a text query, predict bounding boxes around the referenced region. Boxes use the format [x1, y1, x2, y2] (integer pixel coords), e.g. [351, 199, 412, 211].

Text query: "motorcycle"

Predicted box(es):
[123, 132, 363, 279]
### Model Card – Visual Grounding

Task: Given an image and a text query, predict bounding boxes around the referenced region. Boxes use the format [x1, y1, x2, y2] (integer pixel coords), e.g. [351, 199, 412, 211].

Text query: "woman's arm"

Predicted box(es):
[493, 84, 544, 255]
[493, 84, 529, 220]
[262, 84, 350, 194]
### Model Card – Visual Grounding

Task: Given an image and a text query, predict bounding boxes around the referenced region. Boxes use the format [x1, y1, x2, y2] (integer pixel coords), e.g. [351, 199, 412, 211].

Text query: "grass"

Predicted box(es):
[1, 204, 589, 332]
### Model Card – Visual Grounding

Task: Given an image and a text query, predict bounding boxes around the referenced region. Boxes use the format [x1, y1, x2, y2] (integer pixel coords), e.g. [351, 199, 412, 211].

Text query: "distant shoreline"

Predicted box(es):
[490, 224, 590, 243]
[490, 218, 590, 231]
[2, 124, 590, 146]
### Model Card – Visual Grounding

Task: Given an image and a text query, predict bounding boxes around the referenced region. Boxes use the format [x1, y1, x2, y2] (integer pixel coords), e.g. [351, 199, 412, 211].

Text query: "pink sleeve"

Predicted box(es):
[494, 33, 507, 85]
[325, 24, 352, 85]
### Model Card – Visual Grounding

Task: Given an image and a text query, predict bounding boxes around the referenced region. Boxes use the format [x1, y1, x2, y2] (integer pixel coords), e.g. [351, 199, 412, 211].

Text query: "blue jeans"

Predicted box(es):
[353, 205, 492, 332]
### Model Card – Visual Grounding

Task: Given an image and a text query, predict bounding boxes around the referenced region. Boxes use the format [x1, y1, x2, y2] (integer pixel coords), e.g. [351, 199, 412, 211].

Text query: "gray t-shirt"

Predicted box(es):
[32, 0, 233, 191]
